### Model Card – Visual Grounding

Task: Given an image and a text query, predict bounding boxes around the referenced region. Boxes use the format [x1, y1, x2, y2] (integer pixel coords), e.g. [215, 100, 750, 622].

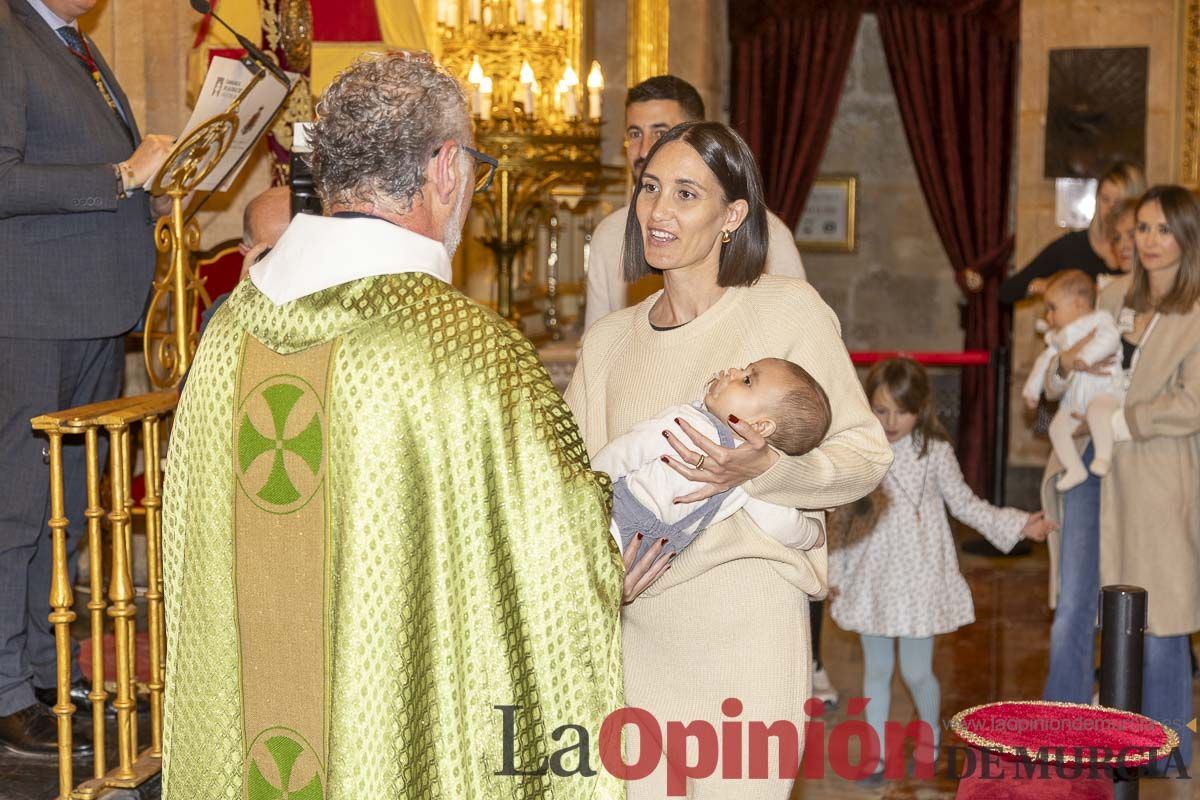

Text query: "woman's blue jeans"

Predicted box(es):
[1043, 445, 1100, 703]
[1143, 634, 1193, 771]
[1043, 444, 1193, 770]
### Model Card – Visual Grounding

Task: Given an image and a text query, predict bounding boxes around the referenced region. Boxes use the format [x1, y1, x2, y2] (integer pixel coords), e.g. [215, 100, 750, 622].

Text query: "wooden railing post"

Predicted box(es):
[83, 427, 108, 779]
[141, 416, 166, 756]
[105, 422, 137, 780]
[46, 430, 75, 799]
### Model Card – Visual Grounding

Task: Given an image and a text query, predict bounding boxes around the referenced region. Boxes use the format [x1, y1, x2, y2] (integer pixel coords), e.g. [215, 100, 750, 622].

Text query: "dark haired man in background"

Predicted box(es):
[583, 74, 805, 329]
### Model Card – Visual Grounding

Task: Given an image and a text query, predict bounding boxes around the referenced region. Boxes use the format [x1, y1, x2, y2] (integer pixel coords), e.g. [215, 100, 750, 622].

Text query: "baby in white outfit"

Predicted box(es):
[591, 357, 830, 562]
[1022, 270, 1124, 491]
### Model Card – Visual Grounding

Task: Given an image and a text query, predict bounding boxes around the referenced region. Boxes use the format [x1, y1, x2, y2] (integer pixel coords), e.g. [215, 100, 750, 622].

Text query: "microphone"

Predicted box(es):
[189, 0, 290, 86]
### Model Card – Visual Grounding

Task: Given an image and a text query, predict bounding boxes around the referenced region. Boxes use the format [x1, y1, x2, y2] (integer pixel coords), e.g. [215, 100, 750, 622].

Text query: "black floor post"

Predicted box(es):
[1099, 585, 1147, 800]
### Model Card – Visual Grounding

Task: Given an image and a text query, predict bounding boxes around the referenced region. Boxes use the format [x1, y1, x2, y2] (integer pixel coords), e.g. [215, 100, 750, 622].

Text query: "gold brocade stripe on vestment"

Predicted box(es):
[233, 335, 335, 800]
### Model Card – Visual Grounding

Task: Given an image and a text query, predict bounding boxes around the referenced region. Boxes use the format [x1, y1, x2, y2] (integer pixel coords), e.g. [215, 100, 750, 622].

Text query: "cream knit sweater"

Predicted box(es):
[566, 275, 891, 798]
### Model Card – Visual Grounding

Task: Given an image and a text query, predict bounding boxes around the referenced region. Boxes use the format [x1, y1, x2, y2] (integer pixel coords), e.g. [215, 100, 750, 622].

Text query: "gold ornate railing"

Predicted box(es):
[31, 392, 177, 800]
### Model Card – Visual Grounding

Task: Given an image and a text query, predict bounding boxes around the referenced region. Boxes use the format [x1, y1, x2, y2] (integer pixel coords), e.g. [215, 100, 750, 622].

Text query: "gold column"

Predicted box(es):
[105, 423, 137, 780]
[46, 430, 75, 800]
[627, 0, 669, 86]
[141, 416, 166, 757]
[83, 428, 108, 779]
[1181, 0, 1200, 189]
[119, 428, 138, 761]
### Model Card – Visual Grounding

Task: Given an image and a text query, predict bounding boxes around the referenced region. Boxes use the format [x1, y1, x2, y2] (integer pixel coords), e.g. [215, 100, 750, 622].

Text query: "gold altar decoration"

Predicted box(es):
[1182, 0, 1200, 190]
[142, 68, 270, 389]
[437, 0, 604, 319]
[627, 0, 668, 87]
[32, 392, 178, 800]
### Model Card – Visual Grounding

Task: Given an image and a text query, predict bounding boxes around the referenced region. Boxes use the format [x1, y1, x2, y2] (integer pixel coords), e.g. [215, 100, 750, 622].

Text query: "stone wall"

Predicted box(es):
[802, 15, 963, 352]
[1010, 0, 1185, 467]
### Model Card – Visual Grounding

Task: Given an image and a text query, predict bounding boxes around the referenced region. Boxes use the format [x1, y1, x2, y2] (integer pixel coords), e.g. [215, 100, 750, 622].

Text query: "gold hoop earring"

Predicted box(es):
[721, 230, 731, 244]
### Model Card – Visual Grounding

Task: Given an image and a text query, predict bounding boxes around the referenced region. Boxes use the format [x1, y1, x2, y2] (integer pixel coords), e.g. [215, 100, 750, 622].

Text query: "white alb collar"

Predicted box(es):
[250, 213, 453, 306]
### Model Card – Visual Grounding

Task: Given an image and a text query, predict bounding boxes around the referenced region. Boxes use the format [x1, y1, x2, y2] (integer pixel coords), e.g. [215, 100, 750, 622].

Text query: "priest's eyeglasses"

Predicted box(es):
[464, 146, 498, 193]
[431, 144, 498, 193]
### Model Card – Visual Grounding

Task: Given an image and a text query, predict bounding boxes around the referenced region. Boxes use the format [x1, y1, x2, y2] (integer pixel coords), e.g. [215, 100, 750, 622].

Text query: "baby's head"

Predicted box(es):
[1044, 269, 1097, 330]
[703, 358, 831, 456]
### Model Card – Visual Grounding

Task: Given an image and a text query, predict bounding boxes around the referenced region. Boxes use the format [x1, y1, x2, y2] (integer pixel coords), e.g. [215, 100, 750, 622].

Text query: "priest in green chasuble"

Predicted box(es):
[161, 52, 624, 799]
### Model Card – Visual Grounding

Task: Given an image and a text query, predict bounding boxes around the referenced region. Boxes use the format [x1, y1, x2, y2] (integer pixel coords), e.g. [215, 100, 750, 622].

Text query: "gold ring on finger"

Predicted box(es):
[694, 454, 706, 470]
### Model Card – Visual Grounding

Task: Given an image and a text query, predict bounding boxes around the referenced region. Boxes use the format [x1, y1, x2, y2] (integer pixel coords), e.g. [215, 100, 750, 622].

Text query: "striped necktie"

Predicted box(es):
[56, 26, 130, 136]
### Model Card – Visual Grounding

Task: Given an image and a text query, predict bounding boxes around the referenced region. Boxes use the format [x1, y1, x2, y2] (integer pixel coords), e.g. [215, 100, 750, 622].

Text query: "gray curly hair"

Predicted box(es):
[309, 52, 470, 213]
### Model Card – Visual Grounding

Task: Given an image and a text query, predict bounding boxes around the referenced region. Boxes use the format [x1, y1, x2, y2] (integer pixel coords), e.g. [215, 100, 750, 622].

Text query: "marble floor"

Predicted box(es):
[2, 528, 1196, 799]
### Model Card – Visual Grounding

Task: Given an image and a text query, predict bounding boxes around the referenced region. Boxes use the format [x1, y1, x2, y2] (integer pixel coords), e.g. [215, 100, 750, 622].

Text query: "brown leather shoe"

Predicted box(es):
[0, 703, 93, 757]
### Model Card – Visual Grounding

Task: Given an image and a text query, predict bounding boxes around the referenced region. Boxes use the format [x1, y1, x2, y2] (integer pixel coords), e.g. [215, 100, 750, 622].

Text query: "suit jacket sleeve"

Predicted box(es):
[0, 26, 118, 218]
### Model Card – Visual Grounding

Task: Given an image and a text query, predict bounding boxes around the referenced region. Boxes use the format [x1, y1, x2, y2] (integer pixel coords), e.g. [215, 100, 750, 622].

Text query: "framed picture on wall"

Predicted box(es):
[795, 175, 856, 253]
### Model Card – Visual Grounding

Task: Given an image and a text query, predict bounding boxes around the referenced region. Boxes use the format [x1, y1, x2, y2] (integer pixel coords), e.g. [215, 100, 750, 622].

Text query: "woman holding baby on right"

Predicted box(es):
[1037, 185, 1200, 771]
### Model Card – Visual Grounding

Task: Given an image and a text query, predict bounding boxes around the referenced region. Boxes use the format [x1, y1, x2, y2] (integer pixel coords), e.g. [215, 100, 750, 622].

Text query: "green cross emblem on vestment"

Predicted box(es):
[237, 378, 324, 511]
[247, 734, 324, 800]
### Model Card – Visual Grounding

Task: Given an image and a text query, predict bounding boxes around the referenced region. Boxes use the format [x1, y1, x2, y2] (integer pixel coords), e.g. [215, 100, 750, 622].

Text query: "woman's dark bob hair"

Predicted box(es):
[622, 121, 769, 286]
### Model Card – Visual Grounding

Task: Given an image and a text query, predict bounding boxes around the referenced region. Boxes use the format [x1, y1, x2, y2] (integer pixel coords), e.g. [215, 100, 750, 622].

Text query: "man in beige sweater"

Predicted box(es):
[583, 75, 806, 330]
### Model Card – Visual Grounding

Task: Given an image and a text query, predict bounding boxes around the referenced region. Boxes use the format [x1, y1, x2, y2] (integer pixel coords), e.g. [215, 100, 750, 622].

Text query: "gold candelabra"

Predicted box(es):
[438, 0, 604, 320]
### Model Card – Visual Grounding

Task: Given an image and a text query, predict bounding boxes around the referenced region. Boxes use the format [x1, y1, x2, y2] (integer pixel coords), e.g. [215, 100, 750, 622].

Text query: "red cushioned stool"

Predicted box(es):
[948, 701, 1178, 799]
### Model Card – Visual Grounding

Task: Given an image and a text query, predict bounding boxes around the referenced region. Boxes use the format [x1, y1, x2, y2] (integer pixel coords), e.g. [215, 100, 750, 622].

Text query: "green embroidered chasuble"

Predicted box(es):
[162, 273, 624, 799]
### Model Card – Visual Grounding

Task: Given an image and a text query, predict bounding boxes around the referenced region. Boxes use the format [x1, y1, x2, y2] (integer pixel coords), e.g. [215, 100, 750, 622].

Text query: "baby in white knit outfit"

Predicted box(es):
[1022, 269, 1124, 491]
[591, 358, 830, 563]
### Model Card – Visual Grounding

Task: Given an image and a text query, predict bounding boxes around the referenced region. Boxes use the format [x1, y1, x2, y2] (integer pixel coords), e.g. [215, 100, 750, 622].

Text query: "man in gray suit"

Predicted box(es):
[0, 0, 173, 755]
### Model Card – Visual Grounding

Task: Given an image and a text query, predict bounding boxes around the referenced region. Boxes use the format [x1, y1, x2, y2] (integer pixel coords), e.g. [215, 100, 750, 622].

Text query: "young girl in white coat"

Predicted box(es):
[829, 358, 1055, 773]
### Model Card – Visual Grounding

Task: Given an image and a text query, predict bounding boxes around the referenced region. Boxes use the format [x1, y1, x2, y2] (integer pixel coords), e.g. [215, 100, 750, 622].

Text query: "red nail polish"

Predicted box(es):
[636, 532, 644, 540]
[728, 414, 740, 424]
[673, 417, 681, 425]
[661, 430, 669, 438]
[659, 538, 668, 546]
[661, 456, 669, 463]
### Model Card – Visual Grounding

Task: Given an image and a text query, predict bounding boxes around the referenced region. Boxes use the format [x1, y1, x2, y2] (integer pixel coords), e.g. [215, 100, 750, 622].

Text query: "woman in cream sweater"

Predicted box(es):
[1040, 185, 1200, 771]
[565, 122, 891, 798]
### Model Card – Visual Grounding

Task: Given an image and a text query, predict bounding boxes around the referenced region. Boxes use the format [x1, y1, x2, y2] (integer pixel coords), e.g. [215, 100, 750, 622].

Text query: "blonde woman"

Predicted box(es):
[1001, 161, 1145, 303]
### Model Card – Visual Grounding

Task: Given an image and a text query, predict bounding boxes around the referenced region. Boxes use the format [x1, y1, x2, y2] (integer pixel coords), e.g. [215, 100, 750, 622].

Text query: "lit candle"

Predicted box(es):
[480, 76, 493, 121]
[483, 3, 492, 24]
[436, 0, 446, 24]
[555, 0, 566, 28]
[586, 60, 603, 121]
[469, 0, 481, 22]
[531, 0, 546, 31]
[519, 60, 535, 115]
[562, 62, 579, 120]
[554, 80, 564, 111]
[446, 0, 458, 27]
[529, 79, 540, 119]
[467, 56, 484, 117]
[516, 0, 527, 24]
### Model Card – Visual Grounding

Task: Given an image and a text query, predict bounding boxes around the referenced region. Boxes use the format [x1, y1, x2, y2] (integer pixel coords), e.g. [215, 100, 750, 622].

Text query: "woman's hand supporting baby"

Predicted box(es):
[622, 534, 672, 605]
[661, 415, 781, 503]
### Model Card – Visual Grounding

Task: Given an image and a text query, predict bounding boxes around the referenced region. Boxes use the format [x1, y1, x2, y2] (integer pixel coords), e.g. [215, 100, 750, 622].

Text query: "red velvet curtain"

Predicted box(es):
[729, 1, 865, 228]
[875, 1, 1018, 496]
